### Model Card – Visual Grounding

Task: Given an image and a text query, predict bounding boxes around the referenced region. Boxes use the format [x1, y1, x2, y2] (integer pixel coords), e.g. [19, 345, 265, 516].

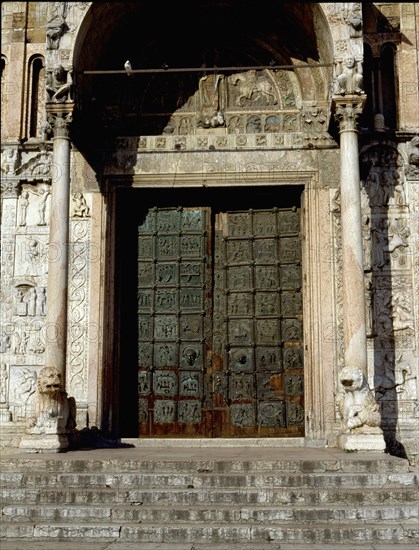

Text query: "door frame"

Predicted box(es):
[100, 175, 336, 445]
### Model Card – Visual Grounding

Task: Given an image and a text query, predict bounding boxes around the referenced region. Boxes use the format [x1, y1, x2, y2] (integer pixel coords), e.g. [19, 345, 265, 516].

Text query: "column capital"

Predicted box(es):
[333, 95, 366, 133]
[45, 105, 74, 139]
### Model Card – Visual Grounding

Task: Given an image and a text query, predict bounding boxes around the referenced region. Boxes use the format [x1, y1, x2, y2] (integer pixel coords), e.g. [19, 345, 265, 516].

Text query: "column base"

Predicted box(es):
[19, 433, 69, 453]
[337, 431, 386, 452]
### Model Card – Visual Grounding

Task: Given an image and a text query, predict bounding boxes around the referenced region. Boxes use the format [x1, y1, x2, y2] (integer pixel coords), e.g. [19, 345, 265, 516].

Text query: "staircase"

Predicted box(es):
[0, 446, 418, 547]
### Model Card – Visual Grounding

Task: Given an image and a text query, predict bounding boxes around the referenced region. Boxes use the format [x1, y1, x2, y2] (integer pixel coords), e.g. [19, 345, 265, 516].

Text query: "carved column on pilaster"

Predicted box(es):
[20, 106, 75, 453]
[333, 96, 385, 452]
[45, 106, 73, 378]
[334, 98, 367, 373]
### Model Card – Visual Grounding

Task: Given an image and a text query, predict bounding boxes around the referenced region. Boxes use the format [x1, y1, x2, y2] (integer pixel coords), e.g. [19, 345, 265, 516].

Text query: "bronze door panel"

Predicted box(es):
[137, 207, 212, 436]
[137, 205, 303, 437]
[212, 208, 304, 437]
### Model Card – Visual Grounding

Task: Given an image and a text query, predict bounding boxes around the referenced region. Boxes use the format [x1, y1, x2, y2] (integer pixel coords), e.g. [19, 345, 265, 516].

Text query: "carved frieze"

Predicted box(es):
[67, 217, 91, 400]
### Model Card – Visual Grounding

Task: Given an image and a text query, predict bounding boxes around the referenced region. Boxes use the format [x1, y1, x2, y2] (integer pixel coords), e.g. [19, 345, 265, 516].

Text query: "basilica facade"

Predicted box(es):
[1, 2, 418, 463]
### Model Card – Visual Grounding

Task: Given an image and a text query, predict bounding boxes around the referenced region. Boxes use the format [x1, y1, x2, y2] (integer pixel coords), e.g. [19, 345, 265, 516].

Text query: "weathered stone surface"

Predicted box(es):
[1, 0, 418, 476]
[0, 449, 417, 545]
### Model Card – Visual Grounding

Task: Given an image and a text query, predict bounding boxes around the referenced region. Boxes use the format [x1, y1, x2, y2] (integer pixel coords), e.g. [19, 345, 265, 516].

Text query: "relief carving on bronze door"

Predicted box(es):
[137, 206, 304, 437]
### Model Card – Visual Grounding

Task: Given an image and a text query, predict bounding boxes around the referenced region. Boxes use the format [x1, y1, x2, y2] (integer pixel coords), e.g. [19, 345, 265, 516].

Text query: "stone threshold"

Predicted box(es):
[120, 437, 305, 448]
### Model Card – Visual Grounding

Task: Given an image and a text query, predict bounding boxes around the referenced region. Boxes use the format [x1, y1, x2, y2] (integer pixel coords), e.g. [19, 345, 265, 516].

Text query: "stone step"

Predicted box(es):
[1, 471, 416, 489]
[1, 520, 418, 543]
[2, 502, 418, 523]
[2, 485, 418, 506]
[2, 542, 419, 550]
[0, 454, 410, 474]
[1, 450, 416, 545]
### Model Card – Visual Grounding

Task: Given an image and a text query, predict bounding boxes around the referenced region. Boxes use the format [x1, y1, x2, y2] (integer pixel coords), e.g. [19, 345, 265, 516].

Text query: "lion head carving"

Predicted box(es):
[28, 366, 76, 435]
[37, 366, 63, 396]
[338, 366, 381, 432]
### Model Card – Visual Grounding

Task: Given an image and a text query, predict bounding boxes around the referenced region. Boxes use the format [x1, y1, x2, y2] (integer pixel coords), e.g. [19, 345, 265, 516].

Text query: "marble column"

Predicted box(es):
[45, 111, 72, 376]
[334, 98, 367, 374]
[334, 97, 385, 452]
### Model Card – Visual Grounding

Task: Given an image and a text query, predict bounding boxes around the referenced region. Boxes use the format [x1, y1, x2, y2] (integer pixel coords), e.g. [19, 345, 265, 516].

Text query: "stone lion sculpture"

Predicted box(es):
[338, 366, 381, 432]
[27, 366, 76, 435]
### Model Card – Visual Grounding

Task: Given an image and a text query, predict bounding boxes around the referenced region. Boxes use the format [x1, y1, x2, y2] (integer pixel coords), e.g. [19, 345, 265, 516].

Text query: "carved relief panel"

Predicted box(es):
[359, 142, 417, 449]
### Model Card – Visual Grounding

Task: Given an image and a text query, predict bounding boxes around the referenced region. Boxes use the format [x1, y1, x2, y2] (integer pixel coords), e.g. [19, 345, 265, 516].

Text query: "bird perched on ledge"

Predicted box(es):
[124, 60, 133, 76]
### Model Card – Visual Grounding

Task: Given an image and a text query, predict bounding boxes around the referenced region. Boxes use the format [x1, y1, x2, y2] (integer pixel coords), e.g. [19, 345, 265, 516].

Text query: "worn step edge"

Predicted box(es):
[1, 542, 419, 550]
[1, 471, 416, 489]
[0, 456, 410, 474]
[2, 486, 418, 506]
[1, 521, 418, 543]
[2, 502, 418, 523]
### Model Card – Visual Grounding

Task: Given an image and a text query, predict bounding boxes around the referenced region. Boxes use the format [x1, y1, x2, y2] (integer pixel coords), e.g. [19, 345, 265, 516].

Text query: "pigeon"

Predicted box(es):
[124, 60, 133, 76]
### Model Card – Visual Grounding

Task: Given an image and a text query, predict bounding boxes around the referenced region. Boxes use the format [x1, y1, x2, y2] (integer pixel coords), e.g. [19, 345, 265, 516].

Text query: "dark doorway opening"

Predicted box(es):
[115, 185, 304, 437]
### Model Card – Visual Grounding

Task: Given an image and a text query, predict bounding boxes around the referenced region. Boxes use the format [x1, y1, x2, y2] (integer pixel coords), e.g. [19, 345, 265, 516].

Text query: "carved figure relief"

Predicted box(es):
[14, 285, 46, 317]
[0, 331, 11, 353]
[344, 6, 363, 38]
[46, 64, 73, 103]
[31, 151, 52, 177]
[197, 74, 226, 128]
[0, 363, 9, 403]
[72, 192, 90, 217]
[361, 213, 372, 271]
[37, 187, 50, 225]
[23, 238, 42, 276]
[18, 191, 29, 226]
[46, 16, 68, 50]
[371, 218, 389, 269]
[371, 217, 410, 270]
[405, 136, 419, 179]
[333, 55, 364, 95]
[14, 368, 37, 407]
[1, 147, 18, 175]
[395, 355, 417, 400]
[374, 282, 414, 336]
[197, 110, 225, 129]
[302, 105, 327, 133]
[231, 70, 278, 107]
[386, 218, 410, 253]
[391, 289, 414, 332]
[35, 287, 47, 316]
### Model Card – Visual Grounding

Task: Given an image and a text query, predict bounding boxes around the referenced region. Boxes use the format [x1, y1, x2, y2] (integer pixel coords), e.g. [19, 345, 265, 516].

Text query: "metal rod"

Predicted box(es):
[83, 63, 333, 75]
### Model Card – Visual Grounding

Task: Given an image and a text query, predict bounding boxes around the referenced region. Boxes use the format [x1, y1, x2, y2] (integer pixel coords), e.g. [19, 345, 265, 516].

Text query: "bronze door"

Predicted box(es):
[137, 206, 304, 437]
